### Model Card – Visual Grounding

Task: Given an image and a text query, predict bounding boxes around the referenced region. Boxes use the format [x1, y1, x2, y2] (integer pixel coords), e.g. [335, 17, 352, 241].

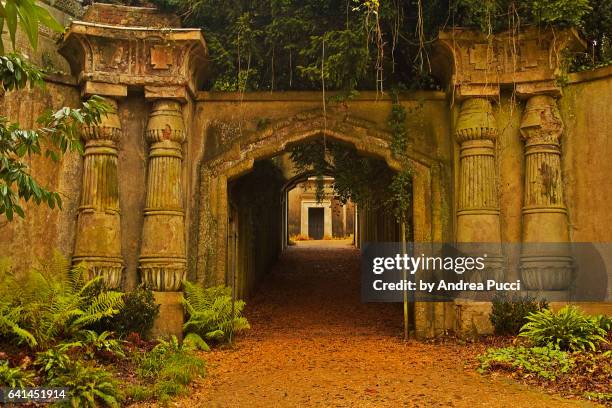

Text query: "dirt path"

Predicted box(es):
[170, 243, 593, 407]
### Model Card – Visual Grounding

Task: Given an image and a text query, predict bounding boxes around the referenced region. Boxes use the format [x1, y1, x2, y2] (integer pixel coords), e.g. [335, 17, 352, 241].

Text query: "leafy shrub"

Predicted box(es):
[182, 282, 250, 348]
[479, 345, 573, 380]
[50, 362, 121, 408]
[183, 332, 211, 351]
[0, 361, 35, 388]
[88, 285, 159, 339]
[520, 306, 608, 351]
[490, 293, 548, 335]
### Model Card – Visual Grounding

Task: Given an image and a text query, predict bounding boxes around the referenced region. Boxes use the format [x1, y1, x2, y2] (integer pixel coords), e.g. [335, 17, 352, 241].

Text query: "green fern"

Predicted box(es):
[77, 330, 125, 359]
[182, 282, 250, 345]
[0, 263, 36, 346]
[0, 252, 124, 349]
[50, 362, 121, 408]
[0, 361, 35, 388]
[34, 345, 73, 380]
[0, 303, 37, 347]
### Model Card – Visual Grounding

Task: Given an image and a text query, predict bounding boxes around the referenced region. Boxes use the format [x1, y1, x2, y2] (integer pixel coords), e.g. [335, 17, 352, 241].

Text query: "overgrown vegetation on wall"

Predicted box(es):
[147, 0, 612, 91]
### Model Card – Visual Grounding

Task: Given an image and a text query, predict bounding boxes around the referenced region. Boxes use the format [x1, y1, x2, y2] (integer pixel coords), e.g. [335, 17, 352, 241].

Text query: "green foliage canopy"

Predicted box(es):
[150, 0, 612, 91]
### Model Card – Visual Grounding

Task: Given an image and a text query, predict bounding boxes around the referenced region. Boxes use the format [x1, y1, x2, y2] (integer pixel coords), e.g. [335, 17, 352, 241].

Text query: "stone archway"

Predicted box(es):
[192, 110, 445, 336]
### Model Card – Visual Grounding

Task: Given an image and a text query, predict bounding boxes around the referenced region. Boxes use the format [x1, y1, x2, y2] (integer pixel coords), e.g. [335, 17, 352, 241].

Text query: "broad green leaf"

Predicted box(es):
[4, 1, 17, 50]
[16, 3, 38, 51]
[33, 4, 64, 33]
[13, 204, 24, 218]
[0, 18, 5, 55]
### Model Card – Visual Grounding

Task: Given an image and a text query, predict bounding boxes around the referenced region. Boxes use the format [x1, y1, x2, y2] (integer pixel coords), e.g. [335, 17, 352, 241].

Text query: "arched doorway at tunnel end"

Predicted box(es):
[193, 111, 450, 338]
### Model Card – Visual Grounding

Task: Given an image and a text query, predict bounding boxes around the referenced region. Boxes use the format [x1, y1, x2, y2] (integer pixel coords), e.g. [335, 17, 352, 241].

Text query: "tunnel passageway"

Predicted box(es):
[246, 240, 401, 336]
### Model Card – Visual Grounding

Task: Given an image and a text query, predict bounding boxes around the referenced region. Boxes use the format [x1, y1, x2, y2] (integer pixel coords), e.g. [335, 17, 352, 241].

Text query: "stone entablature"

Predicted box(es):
[59, 4, 207, 99]
[433, 28, 585, 98]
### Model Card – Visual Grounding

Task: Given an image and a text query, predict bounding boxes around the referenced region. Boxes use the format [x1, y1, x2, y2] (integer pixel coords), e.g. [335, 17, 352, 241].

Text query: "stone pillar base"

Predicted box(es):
[151, 291, 184, 340]
[454, 300, 494, 337]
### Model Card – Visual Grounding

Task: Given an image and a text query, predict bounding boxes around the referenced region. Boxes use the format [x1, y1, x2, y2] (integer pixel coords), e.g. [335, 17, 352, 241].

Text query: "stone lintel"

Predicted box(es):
[454, 83, 500, 100]
[82, 81, 128, 98]
[515, 80, 562, 99]
[144, 85, 189, 103]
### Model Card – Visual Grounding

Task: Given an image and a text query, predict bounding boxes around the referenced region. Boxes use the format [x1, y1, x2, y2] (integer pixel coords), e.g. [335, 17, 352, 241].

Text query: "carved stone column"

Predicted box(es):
[139, 100, 187, 291]
[73, 98, 124, 288]
[455, 98, 504, 281]
[520, 95, 572, 293]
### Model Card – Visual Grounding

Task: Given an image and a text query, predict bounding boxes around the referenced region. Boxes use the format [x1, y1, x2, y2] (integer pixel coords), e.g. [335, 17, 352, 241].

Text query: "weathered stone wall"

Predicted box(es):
[0, 0, 83, 272]
[0, 79, 82, 273]
[451, 68, 612, 336]
[115, 96, 149, 290]
[561, 67, 612, 243]
[562, 67, 612, 301]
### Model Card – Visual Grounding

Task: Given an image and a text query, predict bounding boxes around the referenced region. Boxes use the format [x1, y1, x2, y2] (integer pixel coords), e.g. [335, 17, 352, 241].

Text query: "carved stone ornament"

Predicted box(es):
[432, 28, 585, 99]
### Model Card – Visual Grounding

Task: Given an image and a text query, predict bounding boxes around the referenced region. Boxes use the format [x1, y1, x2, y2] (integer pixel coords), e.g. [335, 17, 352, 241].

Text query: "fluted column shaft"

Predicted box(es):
[139, 100, 187, 291]
[455, 98, 503, 282]
[520, 95, 572, 291]
[73, 98, 124, 288]
[455, 98, 501, 243]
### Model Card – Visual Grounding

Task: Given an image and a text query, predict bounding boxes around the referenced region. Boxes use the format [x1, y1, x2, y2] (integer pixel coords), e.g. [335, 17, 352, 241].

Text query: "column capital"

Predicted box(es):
[520, 95, 564, 145]
[455, 98, 498, 144]
[145, 100, 186, 145]
[81, 98, 122, 144]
